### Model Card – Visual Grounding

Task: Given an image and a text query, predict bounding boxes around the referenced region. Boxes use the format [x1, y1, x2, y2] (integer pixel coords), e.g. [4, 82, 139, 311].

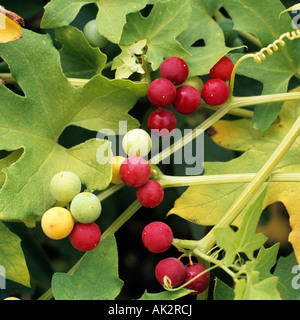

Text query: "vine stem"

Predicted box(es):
[149, 90, 300, 166]
[159, 172, 300, 188]
[197, 113, 300, 254]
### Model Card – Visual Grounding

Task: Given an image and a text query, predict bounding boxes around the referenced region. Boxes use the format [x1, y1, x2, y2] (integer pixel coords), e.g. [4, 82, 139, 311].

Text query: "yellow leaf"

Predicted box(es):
[0, 9, 23, 44]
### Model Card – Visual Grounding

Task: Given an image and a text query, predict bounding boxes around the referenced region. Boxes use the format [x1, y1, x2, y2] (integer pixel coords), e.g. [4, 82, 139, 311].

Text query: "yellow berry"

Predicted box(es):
[111, 156, 126, 184]
[4, 297, 20, 300]
[41, 207, 74, 240]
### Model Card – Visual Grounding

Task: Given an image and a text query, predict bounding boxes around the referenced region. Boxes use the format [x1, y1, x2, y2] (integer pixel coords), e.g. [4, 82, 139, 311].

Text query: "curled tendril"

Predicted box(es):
[254, 29, 300, 63]
[162, 275, 173, 290]
[229, 29, 300, 94]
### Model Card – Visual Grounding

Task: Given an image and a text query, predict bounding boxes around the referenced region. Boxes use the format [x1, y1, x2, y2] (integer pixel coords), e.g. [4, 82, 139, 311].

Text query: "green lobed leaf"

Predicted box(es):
[213, 278, 234, 300]
[214, 185, 268, 266]
[52, 235, 123, 300]
[41, 0, 149, 43]
[234, 244, 282, 300]
[0, 222, 30, 287]
[177, 0, 232, 77]
[56, 25, 107, 78]
[222, 0, 300, 131]
[120, 0, 192, 71]
[0, 29, 147, 223]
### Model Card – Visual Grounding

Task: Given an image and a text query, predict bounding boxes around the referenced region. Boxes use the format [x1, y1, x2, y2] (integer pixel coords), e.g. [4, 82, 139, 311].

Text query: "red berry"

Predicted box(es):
[183, 263, 210, 295]
[173, 85, 201, 114]
[160, 57, 189, 85]
[142, 221, 173, 253]
[201, 79, 230, 106]
[147, 109, 177, 137]
[209, 56, 234, 81]
[136, 180, 164, 208]
[119, 156, 151, 187]
[147, 78, 176, 108]
[155, 257, 185, 288]
[69, 222, 101, 252]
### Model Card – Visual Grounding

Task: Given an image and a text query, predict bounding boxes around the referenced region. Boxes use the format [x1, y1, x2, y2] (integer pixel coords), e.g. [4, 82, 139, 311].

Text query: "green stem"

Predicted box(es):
[97, 184, 124, 202]
[159, 172, 300, 188]
[198, 113, 300, 253]
[203, 104, 254, 119]
[150, 90, 300, 166]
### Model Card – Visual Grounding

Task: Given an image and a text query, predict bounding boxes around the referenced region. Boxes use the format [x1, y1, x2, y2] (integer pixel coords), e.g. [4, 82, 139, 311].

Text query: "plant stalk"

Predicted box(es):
[159, 172, 300, 188]
[197, 113, 300, 253]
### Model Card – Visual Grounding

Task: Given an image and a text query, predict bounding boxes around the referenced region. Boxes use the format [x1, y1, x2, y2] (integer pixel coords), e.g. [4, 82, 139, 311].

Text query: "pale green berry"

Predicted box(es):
[122, 129, 152, 157]
[50, 171, 81, 203]
[70, 192, 102, 223]
[182, 77, 204, 93]
[83, 20, 109, 48]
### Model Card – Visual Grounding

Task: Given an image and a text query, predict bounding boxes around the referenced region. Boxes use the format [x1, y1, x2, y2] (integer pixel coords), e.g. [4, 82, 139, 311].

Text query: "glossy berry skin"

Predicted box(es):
[173, 85, 201, 114]
[136, 180, 164, 208]
[50, 171, 81, 203]
[160, 57, 189, 85]
[155, 258, 185, 288]
[183, 263, 210, 295]
[69, 222, 101, 252]
[41, 207, 74, 240]
[70, 192, 102, 223]
[147, 109, 177, 137]
[119, 156, 151, 187]
[201, 79, 230, 106]
[122, 128, 152, 157]
[142, 221, 173, 253]
[209, 56, 234, 81]
[147, 78, 176, 108]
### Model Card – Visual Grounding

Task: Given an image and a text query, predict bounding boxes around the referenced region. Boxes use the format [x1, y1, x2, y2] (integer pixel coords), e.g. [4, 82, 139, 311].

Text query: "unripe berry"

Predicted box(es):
[173, 85, 201, 114]
[69, 222, 101, 251]
[142, 221, 173, 253]
[160, 56, 189, 85]
[70, 192, 102, 223]
[209, 56, 234, 81]
[41, 207, 74, 240]
[183, 263, 210, 295]
[111, 156, 126, 184]
[147, 78, 176, 108]
[119, 156, 151, 187]
[50, 171, 81, 203]
[122, 128, 152, 157]
[201, 79, 230, 106]
[155, 257, 185, 288]
[83, 19, 109, 48]
[182, 76, 203, 93]
[136, 180, 164, 208]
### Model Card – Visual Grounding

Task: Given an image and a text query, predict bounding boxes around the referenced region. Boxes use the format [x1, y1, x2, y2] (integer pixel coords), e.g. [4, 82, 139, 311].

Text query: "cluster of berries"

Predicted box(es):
[111, 128, 164, 208]
[142, 221, 210, 294]
[147, 56, 234, 136]
[41, 171, 102, 252]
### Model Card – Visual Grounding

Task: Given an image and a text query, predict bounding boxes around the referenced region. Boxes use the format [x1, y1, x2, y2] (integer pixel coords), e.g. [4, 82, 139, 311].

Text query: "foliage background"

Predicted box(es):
[0, 0, 298, 300]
